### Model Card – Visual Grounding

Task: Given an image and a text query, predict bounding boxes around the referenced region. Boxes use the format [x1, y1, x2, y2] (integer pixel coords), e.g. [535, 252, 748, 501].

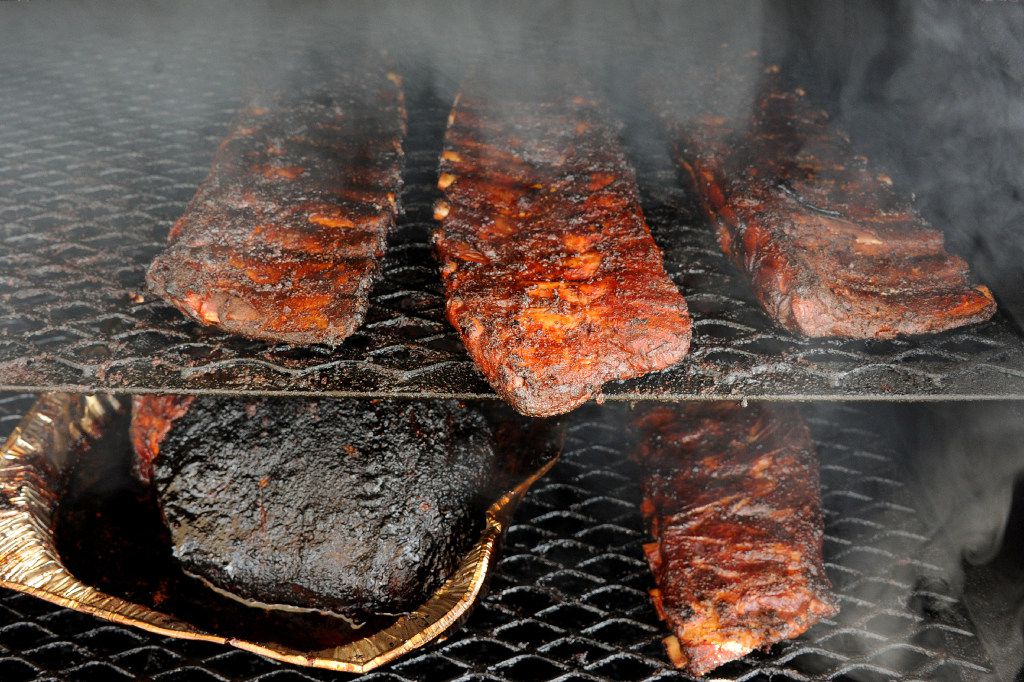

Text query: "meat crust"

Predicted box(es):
[633, 402, 838, 675]
[146, 70, 406, 345]
[669, 58, 995, 338]
[130, 395, 500, 621]
[129, 393, 195, 483]
[435, 78, 691, 417]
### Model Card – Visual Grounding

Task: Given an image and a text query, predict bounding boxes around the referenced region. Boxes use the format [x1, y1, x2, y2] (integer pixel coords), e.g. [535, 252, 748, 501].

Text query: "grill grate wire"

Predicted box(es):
[0, 5, 1007, 678]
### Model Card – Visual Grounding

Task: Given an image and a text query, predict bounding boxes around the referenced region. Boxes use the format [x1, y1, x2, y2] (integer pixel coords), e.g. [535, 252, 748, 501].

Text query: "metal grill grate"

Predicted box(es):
[0, 398, 996, 680]
[0, 5, 1023, 400]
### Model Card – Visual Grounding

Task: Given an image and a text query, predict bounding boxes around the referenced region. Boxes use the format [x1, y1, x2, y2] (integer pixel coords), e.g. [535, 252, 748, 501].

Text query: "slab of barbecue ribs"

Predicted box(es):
[633, 402, 838, 675]
[435, 74, 691, 417]
[664, 55, 995, 338]
[130, 395, 504, 621]
[147, 68, 406, 345]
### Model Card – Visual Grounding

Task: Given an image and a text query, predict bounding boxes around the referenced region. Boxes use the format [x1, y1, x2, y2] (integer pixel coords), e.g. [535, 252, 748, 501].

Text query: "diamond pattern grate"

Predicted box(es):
[1, 4, 1023, 400]
[0, 397, 997, 681]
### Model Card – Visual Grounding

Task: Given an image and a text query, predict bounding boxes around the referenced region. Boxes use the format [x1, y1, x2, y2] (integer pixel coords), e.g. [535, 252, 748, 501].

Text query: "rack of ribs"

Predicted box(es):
[633, 402, 838, 676]
[666, 55, 995, 338]
[146, 68, 406, 345]
[435, 75, 691, 417]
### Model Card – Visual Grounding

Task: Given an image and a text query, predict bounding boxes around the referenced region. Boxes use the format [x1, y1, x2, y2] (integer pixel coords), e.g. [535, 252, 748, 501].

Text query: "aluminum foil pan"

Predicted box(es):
[0, 393, 561, 673]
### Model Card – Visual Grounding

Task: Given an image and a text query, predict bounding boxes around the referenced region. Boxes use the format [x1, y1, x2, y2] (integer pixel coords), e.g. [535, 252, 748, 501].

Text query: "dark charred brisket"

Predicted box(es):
[665, 56, 995, 338]
[434, 73, 691, 417]
[633, 402, 838, 675]
[146, 68, 406, 345]
[130, 396, 500, 621]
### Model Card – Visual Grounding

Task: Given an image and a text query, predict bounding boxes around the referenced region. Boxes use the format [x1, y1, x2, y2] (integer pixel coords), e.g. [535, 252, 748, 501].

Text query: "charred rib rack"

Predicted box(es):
[130, 395, 500, 621]
[668, 59, 996, 338]
[633, 402, 838, 676]
[434, 75, 691, 417]
[146, 69, 406, 345]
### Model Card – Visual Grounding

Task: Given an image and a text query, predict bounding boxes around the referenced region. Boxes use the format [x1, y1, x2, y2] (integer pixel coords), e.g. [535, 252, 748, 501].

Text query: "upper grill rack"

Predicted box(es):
[1, 11, 1023, 400]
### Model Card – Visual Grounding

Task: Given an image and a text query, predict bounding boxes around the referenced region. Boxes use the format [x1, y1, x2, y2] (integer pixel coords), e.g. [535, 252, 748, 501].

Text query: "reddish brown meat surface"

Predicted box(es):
[435, 78, 691, 417]
[633, 402, 837, 676]
[129, 394, 195, 483]
[147, 70, 406, 345]
[668, 57, 995, 338]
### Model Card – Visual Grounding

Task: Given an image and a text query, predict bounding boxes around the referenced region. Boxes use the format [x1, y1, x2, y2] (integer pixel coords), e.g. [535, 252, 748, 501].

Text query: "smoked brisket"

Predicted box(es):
[130, 396, 501, 621]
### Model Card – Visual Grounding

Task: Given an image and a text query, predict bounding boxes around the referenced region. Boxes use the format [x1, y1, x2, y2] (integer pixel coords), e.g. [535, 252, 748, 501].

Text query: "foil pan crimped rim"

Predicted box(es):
[0, 392, 559, 673]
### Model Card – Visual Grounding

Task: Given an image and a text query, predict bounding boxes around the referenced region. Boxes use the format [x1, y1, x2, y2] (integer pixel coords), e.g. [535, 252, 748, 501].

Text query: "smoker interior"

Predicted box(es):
[0, 2, 1022, 399]
[1, 1, 1023, 680]
[0, 395, 1016, 681]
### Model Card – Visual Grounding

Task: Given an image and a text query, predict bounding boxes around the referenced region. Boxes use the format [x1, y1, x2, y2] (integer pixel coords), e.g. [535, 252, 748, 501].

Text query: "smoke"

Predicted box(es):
[764, 0, 1024, 325]
[0, 1, 773, 103]
[755, 9, 1024, 668]
[3, 0, 1019, 272]
[888, 402, 1024, 680]
[4, 0, 1024, 676]
[754, 18, 1024, 672]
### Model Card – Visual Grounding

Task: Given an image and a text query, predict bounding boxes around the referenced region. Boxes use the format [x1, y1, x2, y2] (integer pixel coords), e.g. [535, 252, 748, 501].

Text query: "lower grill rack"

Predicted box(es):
[0, 399, 995, 681]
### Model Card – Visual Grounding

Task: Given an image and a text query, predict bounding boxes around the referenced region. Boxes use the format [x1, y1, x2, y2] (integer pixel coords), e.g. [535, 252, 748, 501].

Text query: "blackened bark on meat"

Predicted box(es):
[435, 73, 691, 417]
[666, 55, 995, 338]
[633, 402, 838, 676]
[146, 69, 406, 345]
[130, 396, 502, 622]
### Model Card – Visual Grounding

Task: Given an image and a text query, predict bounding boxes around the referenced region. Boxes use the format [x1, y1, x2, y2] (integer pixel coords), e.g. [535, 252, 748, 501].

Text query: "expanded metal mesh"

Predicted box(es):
[0, 398, 995, 681]
[0, 6, 1023, 400]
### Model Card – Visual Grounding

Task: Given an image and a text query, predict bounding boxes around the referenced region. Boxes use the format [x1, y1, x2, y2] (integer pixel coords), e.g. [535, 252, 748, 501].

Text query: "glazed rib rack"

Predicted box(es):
[0, 41, 1022, 400]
